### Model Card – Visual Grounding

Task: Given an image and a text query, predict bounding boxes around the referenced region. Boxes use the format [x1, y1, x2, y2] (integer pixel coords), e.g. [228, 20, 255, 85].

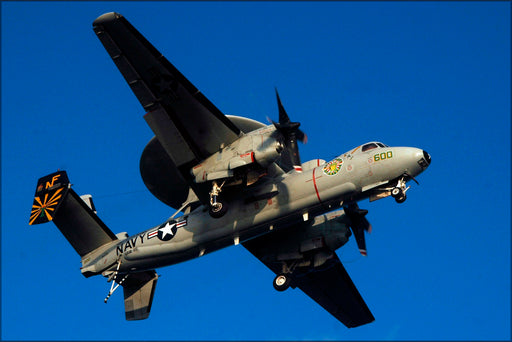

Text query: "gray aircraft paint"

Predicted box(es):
[30, 12, 431, 327]
[81, 144, 427, 276]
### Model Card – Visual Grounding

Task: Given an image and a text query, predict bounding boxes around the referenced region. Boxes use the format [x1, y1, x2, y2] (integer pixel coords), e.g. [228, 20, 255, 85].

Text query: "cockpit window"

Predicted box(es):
[362, 143, 378, 152]
[376, 143, 385, 147]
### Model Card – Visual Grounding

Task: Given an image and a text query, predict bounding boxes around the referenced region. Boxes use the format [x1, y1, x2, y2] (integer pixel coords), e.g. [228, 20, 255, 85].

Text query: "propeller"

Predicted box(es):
[272, 89, 307, 172]
[344, 203, 372, 256]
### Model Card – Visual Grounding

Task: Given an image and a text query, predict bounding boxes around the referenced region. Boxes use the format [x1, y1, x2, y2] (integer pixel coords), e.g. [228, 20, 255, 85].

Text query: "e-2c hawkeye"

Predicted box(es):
[29, 12, 431, 328]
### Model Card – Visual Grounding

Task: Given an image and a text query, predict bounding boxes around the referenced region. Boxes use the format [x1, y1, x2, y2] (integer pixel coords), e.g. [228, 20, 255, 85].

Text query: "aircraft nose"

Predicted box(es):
[423, 150, 431, 165]
[418, 150, 431, 169]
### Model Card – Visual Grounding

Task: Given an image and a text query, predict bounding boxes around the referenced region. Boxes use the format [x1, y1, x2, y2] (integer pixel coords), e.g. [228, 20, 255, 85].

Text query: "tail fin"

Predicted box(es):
[29, 171, 118, 257]
[29, 171, 70, 225]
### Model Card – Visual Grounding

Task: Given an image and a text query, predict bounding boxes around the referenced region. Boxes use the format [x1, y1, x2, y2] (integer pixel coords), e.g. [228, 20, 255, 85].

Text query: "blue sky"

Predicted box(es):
[2, 1, 510, 340]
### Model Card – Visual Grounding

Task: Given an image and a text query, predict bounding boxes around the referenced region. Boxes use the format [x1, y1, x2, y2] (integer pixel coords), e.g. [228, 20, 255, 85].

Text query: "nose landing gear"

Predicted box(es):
[391, 172, 420, 203]
[391, 175, 409, 203]
[391, 187, 407, 203]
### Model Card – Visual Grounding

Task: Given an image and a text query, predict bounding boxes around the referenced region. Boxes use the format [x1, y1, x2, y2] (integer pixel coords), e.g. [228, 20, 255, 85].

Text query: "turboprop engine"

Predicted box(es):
[191, 130, 284, 183]
[265, 212, 353, 269]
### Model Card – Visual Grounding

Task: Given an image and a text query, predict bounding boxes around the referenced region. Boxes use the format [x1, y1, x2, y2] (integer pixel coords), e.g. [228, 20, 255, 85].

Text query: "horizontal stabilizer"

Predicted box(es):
[29, 171, 118, 257]
[123, 271, 158, 320]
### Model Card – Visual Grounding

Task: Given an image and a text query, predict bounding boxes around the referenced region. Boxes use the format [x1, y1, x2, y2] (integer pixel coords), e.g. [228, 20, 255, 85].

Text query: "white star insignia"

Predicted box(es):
[159, 222, 176, 239]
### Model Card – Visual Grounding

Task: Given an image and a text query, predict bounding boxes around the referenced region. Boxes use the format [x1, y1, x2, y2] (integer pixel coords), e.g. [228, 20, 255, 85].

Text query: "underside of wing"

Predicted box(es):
[243, 216, 374, 328]
[93, 12, 299, 210]
[93, 12, 241, 202]
[291, 255, 375, 327]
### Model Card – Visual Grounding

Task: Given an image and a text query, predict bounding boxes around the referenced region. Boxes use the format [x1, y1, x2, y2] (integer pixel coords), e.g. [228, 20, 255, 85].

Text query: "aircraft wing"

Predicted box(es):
[243, 236, 375, 328]
[93, 12, 241, 203]
[291, 254, 375, 327]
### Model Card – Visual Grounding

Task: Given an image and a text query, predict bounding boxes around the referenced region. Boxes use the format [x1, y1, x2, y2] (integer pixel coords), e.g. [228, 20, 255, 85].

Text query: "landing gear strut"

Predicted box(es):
[209, 180, 227, 218]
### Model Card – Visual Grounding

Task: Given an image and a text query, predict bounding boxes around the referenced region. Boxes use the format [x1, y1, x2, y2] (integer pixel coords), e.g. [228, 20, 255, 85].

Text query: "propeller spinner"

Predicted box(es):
[272, 89, 307, 172]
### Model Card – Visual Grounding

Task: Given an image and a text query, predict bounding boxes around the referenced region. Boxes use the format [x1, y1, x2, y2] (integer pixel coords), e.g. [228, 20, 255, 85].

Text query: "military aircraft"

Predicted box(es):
[29, 12, 431, 328]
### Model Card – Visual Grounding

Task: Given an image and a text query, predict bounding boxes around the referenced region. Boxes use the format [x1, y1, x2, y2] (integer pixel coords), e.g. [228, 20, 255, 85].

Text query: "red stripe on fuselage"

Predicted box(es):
[312, 168, 322, 203]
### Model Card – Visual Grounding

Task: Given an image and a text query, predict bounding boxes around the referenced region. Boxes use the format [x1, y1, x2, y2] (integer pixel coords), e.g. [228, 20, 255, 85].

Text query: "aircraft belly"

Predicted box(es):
[113, 164, 366, 274]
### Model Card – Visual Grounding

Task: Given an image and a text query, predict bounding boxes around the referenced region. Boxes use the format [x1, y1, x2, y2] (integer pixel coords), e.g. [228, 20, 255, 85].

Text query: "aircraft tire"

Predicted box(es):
[273, 274, 291, 292]
[391, 187, 401, 198]
[209, 201, 228, 218]
[395, 194, 407, 203]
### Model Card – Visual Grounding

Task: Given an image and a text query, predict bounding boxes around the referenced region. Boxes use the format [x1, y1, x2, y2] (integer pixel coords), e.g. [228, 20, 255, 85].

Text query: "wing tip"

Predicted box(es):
[93, 12, 123, 27]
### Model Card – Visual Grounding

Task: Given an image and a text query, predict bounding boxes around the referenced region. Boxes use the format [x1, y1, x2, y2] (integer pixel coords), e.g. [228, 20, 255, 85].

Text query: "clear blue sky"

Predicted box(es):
[2, 1, 510, 340]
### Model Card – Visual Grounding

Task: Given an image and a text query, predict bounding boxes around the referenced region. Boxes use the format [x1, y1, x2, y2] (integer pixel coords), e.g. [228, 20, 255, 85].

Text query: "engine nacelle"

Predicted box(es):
[191, 130, 284, 183]
[299, 213, 352, 253]
[275, 212, 352, 264]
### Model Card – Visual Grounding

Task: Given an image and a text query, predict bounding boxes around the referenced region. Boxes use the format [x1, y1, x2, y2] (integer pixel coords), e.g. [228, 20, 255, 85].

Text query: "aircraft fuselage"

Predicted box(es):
[80, 142, 430, 277]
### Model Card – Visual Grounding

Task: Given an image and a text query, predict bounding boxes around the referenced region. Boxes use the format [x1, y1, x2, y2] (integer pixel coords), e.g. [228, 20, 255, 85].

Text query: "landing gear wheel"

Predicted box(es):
[391, 187, 401, 198]
[395, 194, 407, 203]
[273, 274, 291, 292]
[209, 200, 228, 218]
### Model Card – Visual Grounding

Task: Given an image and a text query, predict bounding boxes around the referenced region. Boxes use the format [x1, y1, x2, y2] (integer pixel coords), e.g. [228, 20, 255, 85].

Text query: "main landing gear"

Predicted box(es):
[273, 274, 291, 291]
[209, 180, 228, 218]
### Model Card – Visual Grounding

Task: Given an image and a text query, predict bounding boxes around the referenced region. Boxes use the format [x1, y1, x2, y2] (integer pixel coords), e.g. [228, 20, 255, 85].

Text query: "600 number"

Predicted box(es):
[374, 151, 393, 162]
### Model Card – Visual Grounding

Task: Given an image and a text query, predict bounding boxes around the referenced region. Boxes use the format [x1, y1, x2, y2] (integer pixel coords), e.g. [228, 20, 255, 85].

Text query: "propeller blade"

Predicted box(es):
[275, 88, 290, 124]
[295, 129, 307, 144]
[272, 88, 307, 171]
[352, 225, 367, 257]
[287, 137, 302, 172]
[344, 204, 372, 256]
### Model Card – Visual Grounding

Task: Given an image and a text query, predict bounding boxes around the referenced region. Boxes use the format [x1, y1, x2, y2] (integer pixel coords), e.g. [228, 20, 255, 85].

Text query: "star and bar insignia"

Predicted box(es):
[148, 219, 188, 241]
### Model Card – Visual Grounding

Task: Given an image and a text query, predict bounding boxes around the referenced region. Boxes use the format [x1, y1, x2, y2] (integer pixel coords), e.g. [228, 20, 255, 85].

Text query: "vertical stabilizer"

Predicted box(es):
[29, 171, 118, 257]
[30, 171, 70, 225]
